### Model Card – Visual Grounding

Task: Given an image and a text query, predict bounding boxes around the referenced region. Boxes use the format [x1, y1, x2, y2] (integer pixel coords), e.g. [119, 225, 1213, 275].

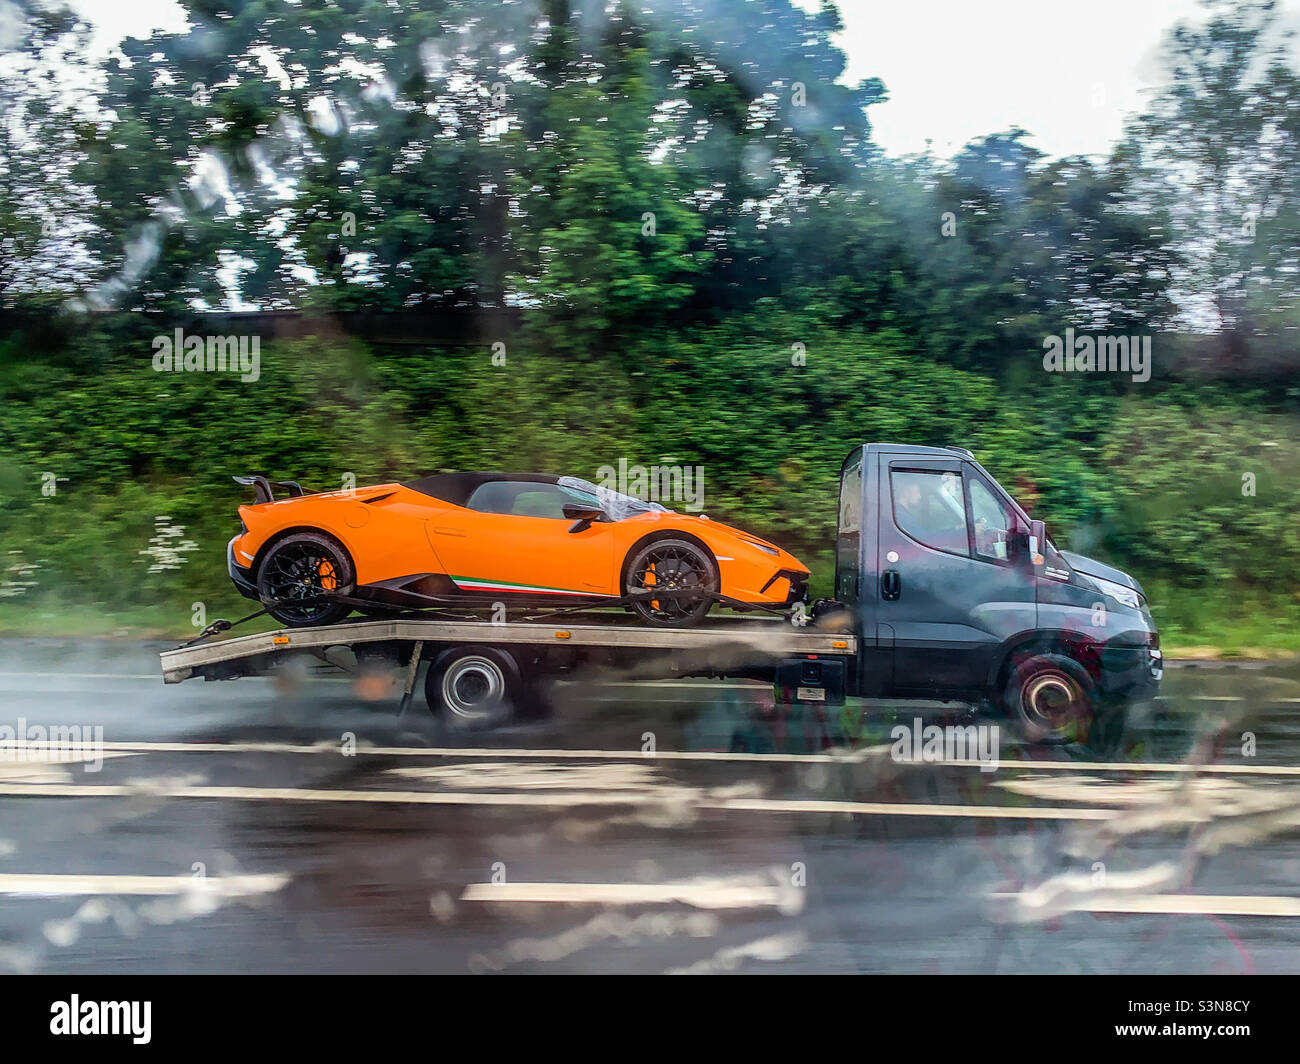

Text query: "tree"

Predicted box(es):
[75, 0, 529, 311]
[0, 5, 96, 301]
[508, 3, 706, 354]
[1126, 0, 1300, 358]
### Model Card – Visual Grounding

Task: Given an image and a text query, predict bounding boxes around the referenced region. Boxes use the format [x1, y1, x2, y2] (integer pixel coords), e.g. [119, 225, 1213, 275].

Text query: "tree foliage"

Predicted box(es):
[1, 0, 1298, 641]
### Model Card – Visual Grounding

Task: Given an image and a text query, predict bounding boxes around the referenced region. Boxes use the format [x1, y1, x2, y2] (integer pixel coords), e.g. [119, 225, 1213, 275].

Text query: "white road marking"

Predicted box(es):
[994, 775, 1300, 817]
[930, 759, 1300, 775]
[9, 739, 846, 763]
[926, 757, 1300, 777]
[990, 891, 1300, 917]
[709, 797, 1111, 820]
[0, 754, 135, 785]
[0, 673, 159, 680]
[5, 739, 1300, 776]
[0, 780, 1113, 819]
[1182, 696, 1300, 703]
[0, 872, 289, 898]
[460, 880, 790, 909]
[389, 762, 682, 792]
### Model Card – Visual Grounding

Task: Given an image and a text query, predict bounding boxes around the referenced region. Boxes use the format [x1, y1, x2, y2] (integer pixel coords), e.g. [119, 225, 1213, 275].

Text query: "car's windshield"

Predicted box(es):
[558, 477, 671, 520]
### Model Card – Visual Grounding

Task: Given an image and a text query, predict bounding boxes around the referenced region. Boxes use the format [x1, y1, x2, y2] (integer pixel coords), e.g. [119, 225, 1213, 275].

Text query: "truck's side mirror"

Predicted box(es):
[1027, 519, 1046, 570]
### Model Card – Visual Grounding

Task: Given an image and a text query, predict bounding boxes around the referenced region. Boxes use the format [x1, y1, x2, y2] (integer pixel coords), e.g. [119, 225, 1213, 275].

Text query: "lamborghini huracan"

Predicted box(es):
[228, 472, 809, 628]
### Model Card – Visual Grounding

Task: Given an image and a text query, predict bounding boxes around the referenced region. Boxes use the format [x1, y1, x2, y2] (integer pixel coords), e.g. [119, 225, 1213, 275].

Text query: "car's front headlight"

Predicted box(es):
[1090, 575, 1143, 610]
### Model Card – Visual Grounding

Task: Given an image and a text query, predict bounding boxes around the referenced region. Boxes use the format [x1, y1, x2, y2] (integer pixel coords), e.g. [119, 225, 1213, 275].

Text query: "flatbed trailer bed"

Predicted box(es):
[160, 614, 859, 719]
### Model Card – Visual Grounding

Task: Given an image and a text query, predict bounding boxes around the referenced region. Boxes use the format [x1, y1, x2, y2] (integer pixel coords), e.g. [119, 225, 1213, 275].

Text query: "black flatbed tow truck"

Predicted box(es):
[158, 444, 1161, 741]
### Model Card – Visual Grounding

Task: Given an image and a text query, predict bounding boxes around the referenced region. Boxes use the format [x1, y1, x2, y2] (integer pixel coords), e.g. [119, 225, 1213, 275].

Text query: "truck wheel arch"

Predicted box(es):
[989, 630, 1102, 692]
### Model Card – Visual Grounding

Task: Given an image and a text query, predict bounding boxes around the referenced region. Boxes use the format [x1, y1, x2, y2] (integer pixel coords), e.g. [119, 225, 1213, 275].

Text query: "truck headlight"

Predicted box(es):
[1091, 575, 1143, 611]
[1148, 647, 1163, 681]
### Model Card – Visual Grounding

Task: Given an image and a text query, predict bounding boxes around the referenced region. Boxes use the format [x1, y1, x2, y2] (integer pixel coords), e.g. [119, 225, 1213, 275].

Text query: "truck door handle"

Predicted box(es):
[881, 570, 901, 600]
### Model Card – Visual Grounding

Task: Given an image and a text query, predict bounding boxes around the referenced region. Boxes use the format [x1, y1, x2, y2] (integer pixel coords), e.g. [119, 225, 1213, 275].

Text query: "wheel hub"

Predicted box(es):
[633, 547, 710, 619]
[1023, 674, 1076, 726]
[442, 657, 506, 719]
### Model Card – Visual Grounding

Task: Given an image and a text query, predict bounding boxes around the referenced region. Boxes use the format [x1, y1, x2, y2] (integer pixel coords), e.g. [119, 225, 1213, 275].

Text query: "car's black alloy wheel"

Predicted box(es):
[625, 538, 718, 627]
[256, 532, 355, 627]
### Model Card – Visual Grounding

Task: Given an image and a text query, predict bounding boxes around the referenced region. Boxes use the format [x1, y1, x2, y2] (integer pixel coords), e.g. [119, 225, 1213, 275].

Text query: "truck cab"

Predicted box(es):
[833, 443, 1161, 742]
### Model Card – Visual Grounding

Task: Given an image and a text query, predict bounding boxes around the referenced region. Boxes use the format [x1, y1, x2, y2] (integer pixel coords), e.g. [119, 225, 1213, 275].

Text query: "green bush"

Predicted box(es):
[1, 329, 1297, 652]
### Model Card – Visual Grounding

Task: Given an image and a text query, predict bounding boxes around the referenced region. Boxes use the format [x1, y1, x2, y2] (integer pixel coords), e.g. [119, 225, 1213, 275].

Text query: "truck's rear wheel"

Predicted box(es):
[425, 646, 524, 729]
[1004, 652, 1096, 745]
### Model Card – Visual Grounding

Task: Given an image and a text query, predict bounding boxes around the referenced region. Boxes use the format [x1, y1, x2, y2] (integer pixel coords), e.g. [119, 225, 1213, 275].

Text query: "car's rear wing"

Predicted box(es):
[232, 475, 309, 505]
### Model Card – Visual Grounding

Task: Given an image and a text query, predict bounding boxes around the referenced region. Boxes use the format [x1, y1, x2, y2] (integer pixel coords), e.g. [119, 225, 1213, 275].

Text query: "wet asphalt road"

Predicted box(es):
[1, 639, 1298, 974]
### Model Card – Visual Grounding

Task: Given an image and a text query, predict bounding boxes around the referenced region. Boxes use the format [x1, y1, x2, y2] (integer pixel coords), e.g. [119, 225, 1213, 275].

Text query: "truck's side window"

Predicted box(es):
[968, 476, 1013, 562]
[890, 470, 969, 556]
[839, 457, 862, 534]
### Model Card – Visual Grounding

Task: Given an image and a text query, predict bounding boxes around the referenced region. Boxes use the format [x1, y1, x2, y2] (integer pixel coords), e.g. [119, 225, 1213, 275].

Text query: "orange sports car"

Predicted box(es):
[228, 472, 809, 628]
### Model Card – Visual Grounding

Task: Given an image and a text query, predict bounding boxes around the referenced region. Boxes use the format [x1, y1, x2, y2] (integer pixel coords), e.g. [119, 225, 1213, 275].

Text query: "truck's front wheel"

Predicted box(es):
[1004, 652, 1096, 745]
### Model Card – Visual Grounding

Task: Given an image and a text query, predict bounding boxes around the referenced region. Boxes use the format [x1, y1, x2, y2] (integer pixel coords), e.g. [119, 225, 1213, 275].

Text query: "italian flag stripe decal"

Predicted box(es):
[449, 576, 603, 596]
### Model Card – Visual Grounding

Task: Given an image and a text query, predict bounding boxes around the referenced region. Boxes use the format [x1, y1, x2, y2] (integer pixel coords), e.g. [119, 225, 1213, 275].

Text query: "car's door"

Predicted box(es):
[876, 454, 1035, 695]
[427, 480, 617, 597]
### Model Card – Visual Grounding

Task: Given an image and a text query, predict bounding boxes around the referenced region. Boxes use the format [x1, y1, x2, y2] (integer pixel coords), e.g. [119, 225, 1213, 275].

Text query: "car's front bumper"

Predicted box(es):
[756, 568, 810, 607]
[228, 536, 260, 602]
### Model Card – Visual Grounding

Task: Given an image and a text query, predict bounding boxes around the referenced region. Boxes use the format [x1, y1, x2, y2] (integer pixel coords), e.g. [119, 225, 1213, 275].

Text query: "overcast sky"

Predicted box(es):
[831, 0, 1300, 158]
[61, 0, 1300, 160]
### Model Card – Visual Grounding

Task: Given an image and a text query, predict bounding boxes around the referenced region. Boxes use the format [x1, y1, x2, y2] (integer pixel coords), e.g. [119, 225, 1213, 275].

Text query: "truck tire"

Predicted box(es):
[424, 646, 525, 729]
[1003, 652, 1097, 745]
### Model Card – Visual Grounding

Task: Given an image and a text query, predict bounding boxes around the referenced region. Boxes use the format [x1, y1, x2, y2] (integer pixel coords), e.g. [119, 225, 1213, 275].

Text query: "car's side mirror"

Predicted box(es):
[563, 503, 606, 533]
